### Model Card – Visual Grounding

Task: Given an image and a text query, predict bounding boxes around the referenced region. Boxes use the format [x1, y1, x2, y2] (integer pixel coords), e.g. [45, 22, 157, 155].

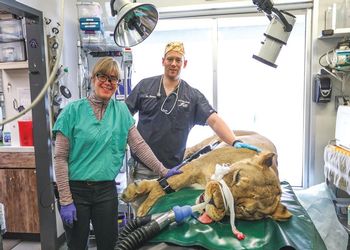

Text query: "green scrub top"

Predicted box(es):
[53, 98, 135, 181]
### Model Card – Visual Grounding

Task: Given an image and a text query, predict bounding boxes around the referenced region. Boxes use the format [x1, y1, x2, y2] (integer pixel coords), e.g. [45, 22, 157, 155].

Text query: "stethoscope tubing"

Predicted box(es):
[158, 75, 181, 115]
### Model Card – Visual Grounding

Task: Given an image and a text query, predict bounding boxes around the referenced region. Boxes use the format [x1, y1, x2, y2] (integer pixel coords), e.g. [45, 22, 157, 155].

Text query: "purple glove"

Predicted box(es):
[164, 164, 183, 179]
[232, 140, 261, 152]
[60, 203, 77, 227]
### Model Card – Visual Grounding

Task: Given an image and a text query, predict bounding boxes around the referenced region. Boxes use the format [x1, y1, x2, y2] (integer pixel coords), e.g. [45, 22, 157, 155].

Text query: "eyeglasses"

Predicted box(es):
[96, 73, 120, 85]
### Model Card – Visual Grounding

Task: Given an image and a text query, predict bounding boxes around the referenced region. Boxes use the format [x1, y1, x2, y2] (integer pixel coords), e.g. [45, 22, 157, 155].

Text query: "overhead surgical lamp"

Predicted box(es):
[252, 0, 296, 68]
[110, 0, 158, 47]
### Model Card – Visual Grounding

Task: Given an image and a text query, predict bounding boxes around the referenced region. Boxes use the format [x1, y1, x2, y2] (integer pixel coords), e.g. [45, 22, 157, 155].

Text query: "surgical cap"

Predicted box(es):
[164, 41, 185, 56]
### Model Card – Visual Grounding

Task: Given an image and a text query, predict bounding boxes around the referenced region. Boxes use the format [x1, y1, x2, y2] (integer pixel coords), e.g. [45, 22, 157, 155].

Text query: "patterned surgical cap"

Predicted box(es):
[164, 41, 185, 56]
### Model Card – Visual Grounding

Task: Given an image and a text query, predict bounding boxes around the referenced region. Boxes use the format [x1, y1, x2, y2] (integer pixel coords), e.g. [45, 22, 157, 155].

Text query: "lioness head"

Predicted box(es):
[204, 151, 292, 221]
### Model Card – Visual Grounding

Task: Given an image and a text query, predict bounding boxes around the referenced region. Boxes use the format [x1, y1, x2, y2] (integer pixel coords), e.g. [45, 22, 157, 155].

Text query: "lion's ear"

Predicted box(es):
[134, 181, 146, 194]
[256, 152, 275, 168]
[271, 203, 292, 221]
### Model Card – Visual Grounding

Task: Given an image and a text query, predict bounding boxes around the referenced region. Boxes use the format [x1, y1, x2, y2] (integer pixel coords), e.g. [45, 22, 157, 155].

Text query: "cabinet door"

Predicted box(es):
[0, 169, 39, 233]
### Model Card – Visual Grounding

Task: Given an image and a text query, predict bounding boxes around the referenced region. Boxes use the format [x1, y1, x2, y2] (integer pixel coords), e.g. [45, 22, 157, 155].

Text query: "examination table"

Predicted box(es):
[136, 181, 326, 250]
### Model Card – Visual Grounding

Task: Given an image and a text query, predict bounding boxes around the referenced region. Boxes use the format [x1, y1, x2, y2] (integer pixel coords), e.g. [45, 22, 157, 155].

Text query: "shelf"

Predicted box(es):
[0, 61, 28, 70]
[0, 145, 34, 153]
[319, 28, 350, 39]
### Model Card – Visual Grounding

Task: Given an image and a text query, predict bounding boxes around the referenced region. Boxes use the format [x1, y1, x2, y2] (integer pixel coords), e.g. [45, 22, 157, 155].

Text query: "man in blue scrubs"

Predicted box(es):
[126, 41, 259, 180]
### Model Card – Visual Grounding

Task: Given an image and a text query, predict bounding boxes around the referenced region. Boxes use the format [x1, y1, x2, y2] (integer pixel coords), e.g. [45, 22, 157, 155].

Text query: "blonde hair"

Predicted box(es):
[91, 57, 120, 79]
[164, 41, 185, 56]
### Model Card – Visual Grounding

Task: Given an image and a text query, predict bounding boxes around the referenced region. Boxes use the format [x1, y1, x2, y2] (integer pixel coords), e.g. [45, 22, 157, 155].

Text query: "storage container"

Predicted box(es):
[18, 120, 33, 146]
[3, 131, 11, 146]
[0, 40, 26, 62]
[0, 19, 24, 42]
[80, 30, 104, 45]
[76, 2, 102, 19]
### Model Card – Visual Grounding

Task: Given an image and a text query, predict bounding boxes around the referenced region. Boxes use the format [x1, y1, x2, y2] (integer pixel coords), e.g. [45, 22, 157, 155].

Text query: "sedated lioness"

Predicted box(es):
[122, 131, 292, 222]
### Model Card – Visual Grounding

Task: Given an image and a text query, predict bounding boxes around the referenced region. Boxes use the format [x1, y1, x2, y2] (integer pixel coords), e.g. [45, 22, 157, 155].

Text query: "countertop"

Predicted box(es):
[0, 145, 34, 153]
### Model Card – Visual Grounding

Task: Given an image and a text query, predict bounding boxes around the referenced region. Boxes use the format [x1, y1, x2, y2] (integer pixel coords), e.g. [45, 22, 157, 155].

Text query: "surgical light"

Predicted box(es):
[252, 0, 296, 68]
[110, 0, 158, 48]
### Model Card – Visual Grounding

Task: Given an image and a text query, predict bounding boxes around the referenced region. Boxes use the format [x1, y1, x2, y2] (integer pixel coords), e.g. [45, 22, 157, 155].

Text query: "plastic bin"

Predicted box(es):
[76, 2, 102, 18]
[18, 120, 33, 146]
[0, 19, 24, 42]
[0, 40, 26, 62]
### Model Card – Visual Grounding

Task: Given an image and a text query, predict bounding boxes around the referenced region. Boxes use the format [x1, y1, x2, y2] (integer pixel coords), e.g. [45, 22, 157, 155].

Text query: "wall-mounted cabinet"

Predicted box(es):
[0, 61, 28, 70]
[319, 28, 350, 39]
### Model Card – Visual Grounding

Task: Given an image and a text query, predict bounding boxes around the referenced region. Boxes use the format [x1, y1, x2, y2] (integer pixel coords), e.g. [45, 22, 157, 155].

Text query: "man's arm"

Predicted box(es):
[206, 113, 236, 145]
[207, 113, 261, 152]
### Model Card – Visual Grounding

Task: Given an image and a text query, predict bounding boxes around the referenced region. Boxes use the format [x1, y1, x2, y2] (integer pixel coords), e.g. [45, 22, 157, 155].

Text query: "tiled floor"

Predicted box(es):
[4, 240, 41, 250]
[2, 239, 21, 250]
[2, 238, 97, 250]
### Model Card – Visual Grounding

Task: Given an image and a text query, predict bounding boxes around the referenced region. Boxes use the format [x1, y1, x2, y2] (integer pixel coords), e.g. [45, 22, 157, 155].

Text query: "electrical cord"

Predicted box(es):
[0, 0, 65, 126]
[319, 38, 350, 69]
[319, 49, 337, 69]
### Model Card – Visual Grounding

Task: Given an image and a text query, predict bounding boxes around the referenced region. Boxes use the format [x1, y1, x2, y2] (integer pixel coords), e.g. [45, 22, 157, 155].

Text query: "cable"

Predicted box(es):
[0, 0, 65, 126]
[319, 50, 334, 68]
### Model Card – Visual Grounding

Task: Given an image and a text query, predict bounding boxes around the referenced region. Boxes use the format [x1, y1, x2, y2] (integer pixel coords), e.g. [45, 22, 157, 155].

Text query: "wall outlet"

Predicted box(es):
[335, 95, 350, 110]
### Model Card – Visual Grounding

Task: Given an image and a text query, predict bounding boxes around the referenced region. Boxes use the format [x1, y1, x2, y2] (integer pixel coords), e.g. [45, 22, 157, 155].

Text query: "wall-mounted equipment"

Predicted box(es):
[116, 48, 132, 100]
[334, 49, 350, 71]
[77, 1, 105, 52]
[252, 0, 296, 68]
[319, 39, 350, 72]
[313, 74, 332, 103]
[79, 17, 101, 31]
[110, 0, 158, 47]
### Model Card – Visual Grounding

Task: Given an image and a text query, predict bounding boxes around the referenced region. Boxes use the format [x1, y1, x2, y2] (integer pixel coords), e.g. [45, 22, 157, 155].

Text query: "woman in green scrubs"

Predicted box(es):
[53, 57, 177, 250]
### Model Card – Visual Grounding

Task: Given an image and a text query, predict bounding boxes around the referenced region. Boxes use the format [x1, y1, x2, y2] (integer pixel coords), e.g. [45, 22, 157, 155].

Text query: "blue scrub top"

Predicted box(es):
[126, 75, 216, 167]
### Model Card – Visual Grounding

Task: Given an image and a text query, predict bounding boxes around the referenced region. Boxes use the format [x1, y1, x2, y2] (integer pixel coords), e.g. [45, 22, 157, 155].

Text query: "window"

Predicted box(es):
[131, 11, 307, 186]
[131, 18, 215, 145]
[217, 14, 306, 186]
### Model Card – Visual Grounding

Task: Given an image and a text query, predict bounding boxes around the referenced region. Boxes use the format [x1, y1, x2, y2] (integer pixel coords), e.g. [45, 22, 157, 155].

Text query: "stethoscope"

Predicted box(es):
[157, 75, 181, 115]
